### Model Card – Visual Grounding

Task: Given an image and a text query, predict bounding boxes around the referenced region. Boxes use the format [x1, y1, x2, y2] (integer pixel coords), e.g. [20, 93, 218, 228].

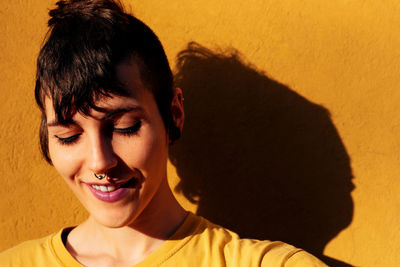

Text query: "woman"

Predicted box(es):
[0, 0, 326, 266]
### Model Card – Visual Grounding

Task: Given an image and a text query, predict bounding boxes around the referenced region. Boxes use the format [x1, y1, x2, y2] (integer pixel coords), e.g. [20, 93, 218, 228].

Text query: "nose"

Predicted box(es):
[87, 133, 118, 175]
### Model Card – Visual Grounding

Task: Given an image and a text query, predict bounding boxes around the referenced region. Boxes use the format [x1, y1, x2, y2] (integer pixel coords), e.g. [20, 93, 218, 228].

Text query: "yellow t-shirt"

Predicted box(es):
[0, 213, 327, 266]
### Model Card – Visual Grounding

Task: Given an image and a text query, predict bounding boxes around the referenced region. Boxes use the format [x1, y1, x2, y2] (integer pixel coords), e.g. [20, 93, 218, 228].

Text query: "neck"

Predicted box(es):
[128, 177, 188, 238]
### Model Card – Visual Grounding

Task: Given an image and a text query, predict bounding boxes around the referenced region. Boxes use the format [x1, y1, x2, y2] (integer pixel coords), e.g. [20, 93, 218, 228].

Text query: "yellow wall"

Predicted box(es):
[1, 1, 399, 266]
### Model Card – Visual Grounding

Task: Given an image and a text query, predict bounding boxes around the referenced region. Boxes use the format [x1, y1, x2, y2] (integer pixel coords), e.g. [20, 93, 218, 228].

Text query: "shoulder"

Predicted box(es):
[0, 231, 62, 267]
[284, 250, 328, 267]
[223, 237, 327, 266]
[187, 215, 327, 267]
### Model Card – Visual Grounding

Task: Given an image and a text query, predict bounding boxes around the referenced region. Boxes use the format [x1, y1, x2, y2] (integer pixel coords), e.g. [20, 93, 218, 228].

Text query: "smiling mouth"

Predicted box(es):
[86, 177, 138, 203]
[89, 178, 138, 193]
[91, 184, 118, 192]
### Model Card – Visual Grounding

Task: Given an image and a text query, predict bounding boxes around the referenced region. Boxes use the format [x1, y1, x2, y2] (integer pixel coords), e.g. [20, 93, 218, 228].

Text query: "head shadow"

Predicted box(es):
[169, 42, 355, 266]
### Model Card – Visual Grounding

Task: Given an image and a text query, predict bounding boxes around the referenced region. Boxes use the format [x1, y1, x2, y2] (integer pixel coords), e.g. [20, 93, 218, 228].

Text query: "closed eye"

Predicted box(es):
[55, 134, 81, 145]
[114, 121, 142, 136]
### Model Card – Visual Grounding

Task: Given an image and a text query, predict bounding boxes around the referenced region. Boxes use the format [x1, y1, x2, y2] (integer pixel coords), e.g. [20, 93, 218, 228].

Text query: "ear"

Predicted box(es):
[170, 87, 184, 133]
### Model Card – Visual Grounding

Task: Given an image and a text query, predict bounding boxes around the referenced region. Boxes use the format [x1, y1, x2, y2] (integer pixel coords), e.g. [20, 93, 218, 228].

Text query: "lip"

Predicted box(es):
[87, 185, 128, 202]
[85, 178, 137, 203]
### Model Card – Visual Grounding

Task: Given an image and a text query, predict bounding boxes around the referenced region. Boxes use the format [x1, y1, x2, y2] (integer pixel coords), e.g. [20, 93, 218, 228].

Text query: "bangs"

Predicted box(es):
[35, 71, 128, 124]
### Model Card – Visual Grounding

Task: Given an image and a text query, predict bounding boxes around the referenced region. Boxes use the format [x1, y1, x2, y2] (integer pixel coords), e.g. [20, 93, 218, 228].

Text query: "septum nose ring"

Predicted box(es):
[94, 173, 107, 180]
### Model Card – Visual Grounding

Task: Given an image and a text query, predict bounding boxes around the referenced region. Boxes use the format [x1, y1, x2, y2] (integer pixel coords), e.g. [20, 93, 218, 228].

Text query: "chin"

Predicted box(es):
[84, 200, 142, 228]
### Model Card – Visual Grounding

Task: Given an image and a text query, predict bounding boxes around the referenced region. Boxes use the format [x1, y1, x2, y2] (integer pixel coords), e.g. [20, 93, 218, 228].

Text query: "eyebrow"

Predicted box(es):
[102, 106, 143, 120]
[47, 106, 143, 127]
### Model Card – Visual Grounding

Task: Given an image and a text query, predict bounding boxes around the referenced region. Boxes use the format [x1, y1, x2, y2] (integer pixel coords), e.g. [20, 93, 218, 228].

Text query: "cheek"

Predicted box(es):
[114, 132, 167, 173]
[49, 141, 82, 180]
[142, 138, 167, 169]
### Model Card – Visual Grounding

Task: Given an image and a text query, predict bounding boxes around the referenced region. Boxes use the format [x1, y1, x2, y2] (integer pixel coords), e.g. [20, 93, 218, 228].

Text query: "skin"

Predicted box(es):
[45, 60, 186, 267]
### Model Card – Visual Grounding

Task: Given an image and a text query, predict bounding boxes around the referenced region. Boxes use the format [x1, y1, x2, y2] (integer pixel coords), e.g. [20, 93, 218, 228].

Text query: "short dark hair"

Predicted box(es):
[35, 0, 180, 163]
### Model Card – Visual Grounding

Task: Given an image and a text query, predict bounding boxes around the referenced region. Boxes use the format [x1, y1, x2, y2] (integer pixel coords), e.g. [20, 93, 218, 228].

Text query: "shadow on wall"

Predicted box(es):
[169, 42, 355, 267]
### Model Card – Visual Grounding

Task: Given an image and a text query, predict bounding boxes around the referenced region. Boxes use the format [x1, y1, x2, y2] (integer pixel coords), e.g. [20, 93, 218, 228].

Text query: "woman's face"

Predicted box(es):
[45, 62, 178, 228]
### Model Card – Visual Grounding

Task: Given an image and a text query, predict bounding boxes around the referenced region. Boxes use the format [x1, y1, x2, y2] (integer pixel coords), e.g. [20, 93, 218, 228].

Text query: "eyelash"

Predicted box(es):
[55, 134, 81, 146]
[55, 121, 142, 145]
[114, 121, 142, 136]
